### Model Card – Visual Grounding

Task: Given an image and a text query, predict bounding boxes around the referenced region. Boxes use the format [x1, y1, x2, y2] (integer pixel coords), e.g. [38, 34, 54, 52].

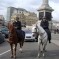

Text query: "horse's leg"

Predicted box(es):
[14, 43, 17, 58]
[21, 39, 24, 47]
[42, 44, 45, 57]
[22, 40, 24, 47]
[19, 42, 22, 52]
[44, 42, 47, 52]
[42, 40, 47, 57]
[10, 43, 13, 58]
[38, 41, 41, 58]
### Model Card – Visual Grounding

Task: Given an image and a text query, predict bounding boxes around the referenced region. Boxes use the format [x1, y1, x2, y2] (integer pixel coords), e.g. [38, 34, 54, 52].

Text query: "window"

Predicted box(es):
[39, 12, 44, 20]
[45, 12, 52, 21]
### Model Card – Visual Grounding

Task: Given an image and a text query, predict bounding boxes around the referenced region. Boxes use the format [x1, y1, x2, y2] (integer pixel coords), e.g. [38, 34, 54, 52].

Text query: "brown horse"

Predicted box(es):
[7, 21, 25, 58]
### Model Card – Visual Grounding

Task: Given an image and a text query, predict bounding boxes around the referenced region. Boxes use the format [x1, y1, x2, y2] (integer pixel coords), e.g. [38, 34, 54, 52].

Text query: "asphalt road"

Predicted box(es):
[0, 33, 59, 59]
[0, 41, 59, 59]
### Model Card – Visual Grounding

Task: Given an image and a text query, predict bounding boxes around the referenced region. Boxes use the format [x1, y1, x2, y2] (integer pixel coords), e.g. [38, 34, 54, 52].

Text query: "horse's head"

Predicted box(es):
[8, 21, 15, 33]
[32, 24, 37, 33]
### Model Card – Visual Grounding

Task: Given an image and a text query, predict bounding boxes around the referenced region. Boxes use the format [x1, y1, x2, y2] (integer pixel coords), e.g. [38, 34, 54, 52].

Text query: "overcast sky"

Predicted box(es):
[0, 0, 59, 21]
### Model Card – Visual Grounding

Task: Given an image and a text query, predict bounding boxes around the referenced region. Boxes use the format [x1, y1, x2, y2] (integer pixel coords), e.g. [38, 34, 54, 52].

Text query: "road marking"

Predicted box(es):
[0, 47, 15, 56]
[0, 49, 11, 56]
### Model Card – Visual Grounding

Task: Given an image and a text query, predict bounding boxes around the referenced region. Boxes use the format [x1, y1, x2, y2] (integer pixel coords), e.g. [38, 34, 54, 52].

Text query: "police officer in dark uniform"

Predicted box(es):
[13, 17, 21, 30]
[13, 17, 25, 39]
[40, 17, 51, 43]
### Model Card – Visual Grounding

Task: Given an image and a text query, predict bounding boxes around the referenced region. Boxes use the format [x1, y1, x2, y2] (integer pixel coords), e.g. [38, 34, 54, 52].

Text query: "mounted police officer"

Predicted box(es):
[40, 17, 51, 43]
[13, 17, 25, 39]
[13, 17, 21, 30]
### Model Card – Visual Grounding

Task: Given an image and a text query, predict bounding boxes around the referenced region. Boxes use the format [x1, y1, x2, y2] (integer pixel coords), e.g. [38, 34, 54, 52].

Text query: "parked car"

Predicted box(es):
[0, 32, 5, 44]
[0, 26, 9, 38]
[23, 28, 36, 42]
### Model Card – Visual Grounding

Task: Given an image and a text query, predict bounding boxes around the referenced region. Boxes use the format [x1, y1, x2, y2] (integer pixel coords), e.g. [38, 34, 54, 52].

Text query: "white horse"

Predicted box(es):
[32, 21, 48, 57]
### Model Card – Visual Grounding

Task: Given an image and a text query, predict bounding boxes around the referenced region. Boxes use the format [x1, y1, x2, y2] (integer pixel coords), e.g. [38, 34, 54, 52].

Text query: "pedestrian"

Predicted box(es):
[40, 17, 51, 43]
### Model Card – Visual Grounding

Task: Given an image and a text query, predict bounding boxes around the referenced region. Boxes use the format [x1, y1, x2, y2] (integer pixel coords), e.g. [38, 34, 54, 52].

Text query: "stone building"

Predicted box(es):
[0, 15, 5, 26]
[7, 7, 27, 21]
[7, 7, 38, 25]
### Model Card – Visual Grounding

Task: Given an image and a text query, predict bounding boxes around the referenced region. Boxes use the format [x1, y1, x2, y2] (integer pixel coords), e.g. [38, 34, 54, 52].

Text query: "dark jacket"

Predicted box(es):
[40, 20, 51, 41]
[13, 21, 21, 30]
[40, 20, 49, 29]
[13, 21, 25, 39]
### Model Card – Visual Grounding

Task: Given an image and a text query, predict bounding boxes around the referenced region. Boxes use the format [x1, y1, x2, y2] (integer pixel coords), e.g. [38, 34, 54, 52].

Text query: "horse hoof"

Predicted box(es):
[11, 55, 13, 58]
[43, 53, 45, 57]
[19, 48, 22, 53]
[14, 56, 16, 59]
[38, 54, 40, 58]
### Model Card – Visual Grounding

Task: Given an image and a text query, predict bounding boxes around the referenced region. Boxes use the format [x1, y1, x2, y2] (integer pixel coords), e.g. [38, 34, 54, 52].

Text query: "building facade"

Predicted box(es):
[0, 15, 5, 26]
[7, 7, 37, 25]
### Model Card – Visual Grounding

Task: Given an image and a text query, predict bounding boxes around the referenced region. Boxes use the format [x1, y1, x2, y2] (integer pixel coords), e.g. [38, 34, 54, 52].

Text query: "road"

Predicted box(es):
[0, 33, 59, 59]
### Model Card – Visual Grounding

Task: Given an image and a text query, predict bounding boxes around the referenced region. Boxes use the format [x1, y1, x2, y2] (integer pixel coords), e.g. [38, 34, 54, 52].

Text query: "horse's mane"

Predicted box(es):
[8, 21, 18, 43]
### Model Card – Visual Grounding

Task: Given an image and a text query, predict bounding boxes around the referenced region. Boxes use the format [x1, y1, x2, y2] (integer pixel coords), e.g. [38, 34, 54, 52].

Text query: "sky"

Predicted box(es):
[0, 0, 59, 21]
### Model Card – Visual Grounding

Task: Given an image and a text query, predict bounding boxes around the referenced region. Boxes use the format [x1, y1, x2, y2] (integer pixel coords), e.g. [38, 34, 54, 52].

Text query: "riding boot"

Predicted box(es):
[49, 40, 51, 43]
